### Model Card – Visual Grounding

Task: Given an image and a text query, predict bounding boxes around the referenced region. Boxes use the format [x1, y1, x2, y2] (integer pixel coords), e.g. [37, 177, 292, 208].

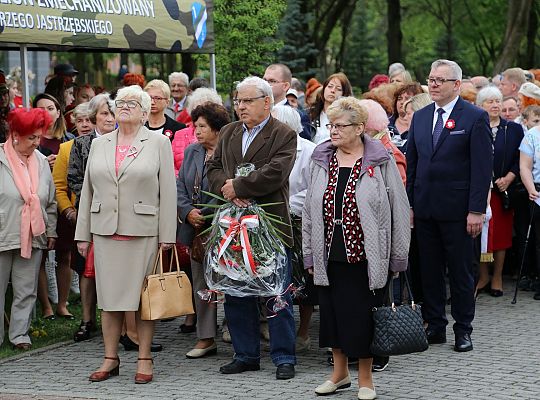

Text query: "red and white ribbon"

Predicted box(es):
[217, 215, 259, 276]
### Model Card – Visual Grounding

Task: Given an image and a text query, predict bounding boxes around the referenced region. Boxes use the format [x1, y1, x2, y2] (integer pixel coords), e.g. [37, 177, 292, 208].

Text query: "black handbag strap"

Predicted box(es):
[383, 271, 416, 308]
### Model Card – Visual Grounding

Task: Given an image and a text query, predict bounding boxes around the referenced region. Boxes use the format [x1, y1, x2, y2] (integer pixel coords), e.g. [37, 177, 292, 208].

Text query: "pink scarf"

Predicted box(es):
[4, 139, 46, 259]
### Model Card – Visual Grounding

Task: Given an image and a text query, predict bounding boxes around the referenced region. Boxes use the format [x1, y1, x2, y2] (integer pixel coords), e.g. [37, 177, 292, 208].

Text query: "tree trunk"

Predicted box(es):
[181, 53, 197, 80]
[140, 53, 147, 78]
[93, 53, 104, 87]
[523, 2, 538, 68]
[166, 54, 176, 77]
[493, 0, 533, 73]
[386, 0, 402, 64]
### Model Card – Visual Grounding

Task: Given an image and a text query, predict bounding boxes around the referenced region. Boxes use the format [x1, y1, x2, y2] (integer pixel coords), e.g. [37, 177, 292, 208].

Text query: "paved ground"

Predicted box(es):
[1, 286, 539, 400]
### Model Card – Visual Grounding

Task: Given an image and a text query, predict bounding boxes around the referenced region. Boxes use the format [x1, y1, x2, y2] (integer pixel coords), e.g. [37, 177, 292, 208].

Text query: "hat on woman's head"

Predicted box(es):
[519, 82, 540, 100]
[305, 78, 322, 99]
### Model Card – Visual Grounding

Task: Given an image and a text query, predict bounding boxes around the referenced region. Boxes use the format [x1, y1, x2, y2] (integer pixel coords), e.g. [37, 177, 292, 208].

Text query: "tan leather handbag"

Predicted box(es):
[140, 246, 195, 321]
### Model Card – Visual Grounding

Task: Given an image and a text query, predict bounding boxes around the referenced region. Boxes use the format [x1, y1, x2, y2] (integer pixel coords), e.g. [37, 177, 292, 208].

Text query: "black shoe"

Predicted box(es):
[490, 289, 503, 297]
[454, 333, 473, 352]
[276, 363, 295, 380]
[533, 291, 540, 300]
[74, 320, 95, 342]
[372, 356, 389, 372]
[425, 329, 447, 344]
[518, 276, 531, 291]
[219, 360, 260, 374]
[119, 335, 163, 352]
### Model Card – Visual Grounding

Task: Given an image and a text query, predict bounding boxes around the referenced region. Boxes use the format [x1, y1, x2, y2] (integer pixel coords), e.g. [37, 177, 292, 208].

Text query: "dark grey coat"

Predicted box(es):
[177, 142, 215, 246]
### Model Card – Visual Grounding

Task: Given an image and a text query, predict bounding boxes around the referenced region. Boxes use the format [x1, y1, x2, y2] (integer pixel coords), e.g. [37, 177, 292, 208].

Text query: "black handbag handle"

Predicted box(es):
[382, 271, 416, 309]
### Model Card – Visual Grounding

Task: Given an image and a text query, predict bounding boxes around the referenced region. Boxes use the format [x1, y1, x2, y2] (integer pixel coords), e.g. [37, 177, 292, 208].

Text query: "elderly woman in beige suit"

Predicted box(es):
[75, 85, 177, 384]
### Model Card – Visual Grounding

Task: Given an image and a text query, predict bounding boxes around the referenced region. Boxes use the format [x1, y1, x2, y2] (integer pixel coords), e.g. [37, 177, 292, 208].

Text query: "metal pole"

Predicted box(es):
[19, 44, 30, 108]
[209, 53, 216, 90]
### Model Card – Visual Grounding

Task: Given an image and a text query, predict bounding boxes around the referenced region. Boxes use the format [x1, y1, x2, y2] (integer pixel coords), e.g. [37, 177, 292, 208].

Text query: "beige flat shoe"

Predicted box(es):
[358, 386, 377, 400]
[186, 343, 217, 359]
[315, 375, 351, 395]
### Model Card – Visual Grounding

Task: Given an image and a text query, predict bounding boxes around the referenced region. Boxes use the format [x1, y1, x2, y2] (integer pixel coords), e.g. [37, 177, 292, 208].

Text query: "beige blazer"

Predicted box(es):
[74, 126, 177, 243]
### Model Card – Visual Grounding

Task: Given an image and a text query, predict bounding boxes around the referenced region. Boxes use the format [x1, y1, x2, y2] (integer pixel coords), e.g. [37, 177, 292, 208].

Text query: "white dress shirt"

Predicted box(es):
[432, 95, 459, 132]
[289, 136, 316, 216]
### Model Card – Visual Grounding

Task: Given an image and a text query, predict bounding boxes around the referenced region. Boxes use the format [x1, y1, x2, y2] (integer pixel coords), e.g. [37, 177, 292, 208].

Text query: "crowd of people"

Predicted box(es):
[1, 58, 540, 399]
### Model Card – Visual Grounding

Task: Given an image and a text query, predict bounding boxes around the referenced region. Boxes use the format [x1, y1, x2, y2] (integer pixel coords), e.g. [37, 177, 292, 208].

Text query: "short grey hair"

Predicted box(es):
[388, 62, 405, 77]
[271, 105, 302, 134]
[115, 85, 151, 114]
[186, 88, 222, 115]
[431, 59, 463, 80]
[476, 85, 503, 106]
[237, 76, 274, 107]
[168, 72, 189, 86]
[71, 102, 91, 124]
[87, 93, 113, 124]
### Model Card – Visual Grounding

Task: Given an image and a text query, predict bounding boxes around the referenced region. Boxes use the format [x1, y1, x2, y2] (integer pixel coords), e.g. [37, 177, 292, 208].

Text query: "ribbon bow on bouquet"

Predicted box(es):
[217, 215, 259, 276]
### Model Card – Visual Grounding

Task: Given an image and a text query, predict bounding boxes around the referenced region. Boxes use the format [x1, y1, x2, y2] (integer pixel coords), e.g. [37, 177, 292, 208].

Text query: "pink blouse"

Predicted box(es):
[112, 145, 132, 241]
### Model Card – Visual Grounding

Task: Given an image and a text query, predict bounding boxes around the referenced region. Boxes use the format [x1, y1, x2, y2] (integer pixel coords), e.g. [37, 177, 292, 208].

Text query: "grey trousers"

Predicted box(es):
[190, 257, 217, 340]
[0, 249, 42, 346]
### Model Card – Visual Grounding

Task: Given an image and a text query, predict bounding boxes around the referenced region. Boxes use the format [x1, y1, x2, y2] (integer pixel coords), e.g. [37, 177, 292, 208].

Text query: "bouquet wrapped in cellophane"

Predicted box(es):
[198, 164, 290, 299]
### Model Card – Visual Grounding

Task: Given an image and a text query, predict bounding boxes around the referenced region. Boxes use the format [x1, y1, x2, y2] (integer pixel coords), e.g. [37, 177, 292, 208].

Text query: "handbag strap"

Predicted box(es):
[169, 245, 181, 275]
[151, 248, 164, 276]
[383, 271, 416, 308]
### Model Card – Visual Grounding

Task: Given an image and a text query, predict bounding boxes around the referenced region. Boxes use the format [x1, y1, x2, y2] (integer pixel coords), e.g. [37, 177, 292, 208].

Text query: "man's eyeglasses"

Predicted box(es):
[149, 96, 167, 102]
[326, 123, 356, 132]
[233, 95, 266, 106]
[115, 100, 142, 109]
[426, 77, 458, 86]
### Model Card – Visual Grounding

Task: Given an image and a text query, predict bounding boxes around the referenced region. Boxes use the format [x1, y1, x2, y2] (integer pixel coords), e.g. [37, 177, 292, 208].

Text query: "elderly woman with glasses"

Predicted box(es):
[475, 86, 524, 297]
[303, 97, 410, 399]
[75, 85, 177, 384]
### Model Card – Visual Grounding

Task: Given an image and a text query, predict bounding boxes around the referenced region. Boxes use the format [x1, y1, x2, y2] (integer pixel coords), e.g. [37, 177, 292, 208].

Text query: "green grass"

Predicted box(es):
[1, 286, 97, 359]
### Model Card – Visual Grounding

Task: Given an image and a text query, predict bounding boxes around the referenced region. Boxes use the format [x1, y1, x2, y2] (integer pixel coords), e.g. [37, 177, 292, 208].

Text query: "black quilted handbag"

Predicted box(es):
[370, 272, 428, 356]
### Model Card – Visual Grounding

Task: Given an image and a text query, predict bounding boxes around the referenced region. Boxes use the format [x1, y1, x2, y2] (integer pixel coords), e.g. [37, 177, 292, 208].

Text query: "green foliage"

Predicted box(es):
[342, 0, 388, 90]
[276, 0, 319, 79]
[214, 0, 287, 96]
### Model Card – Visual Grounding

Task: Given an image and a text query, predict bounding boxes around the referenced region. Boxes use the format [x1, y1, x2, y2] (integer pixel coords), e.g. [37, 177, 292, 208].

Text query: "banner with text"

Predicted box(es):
[0, 0, 213, 53]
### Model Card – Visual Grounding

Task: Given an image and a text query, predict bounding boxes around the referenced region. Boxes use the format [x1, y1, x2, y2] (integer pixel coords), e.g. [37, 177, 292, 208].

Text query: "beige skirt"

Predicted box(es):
[93, 235, 159, 311]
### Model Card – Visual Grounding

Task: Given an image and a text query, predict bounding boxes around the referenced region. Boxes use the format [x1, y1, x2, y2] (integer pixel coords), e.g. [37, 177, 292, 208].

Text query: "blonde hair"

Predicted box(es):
[144, 79, 171, 100]
[326, 96, 368, 126]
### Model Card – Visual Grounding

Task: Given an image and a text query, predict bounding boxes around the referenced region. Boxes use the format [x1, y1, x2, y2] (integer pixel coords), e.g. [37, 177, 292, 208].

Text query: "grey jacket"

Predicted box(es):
[0, 145, 58, 252]
[176, 143, 216, 246]
[302, 136, 410, 290]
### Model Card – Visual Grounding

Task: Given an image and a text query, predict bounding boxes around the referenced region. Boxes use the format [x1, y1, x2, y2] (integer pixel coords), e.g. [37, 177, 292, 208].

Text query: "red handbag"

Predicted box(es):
[83, 243, 95, 278]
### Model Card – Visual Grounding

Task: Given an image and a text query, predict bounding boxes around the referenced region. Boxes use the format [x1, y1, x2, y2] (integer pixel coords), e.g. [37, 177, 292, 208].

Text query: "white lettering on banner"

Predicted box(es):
[0, 11, 35, 28]
[89, 0, 103, 13]
[80, 0, 93, 12]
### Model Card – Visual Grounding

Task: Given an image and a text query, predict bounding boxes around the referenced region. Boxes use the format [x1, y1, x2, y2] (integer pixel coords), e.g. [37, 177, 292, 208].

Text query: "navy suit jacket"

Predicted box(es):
[406, 96, 492, 221]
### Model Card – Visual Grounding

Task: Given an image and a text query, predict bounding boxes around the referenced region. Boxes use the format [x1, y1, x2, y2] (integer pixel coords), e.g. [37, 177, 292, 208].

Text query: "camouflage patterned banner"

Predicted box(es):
[0, 0, 214, 53]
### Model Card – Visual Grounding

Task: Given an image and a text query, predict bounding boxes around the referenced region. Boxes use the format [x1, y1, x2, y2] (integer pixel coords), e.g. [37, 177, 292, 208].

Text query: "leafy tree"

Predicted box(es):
[276, 0, 319, 79]
[213, 0, 286, 96]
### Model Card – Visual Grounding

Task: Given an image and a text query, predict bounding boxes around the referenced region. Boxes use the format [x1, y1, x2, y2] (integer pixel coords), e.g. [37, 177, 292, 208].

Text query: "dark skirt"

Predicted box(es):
[54, 213, 75, 252]
[318, 260, 385, 359]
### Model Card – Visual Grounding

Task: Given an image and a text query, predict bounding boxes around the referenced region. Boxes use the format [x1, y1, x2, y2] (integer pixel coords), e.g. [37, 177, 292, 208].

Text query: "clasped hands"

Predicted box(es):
[221, 179, 250, 208]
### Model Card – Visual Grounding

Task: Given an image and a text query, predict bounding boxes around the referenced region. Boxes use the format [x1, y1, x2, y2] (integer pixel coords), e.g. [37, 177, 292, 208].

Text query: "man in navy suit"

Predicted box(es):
[406, 59, 492, 352]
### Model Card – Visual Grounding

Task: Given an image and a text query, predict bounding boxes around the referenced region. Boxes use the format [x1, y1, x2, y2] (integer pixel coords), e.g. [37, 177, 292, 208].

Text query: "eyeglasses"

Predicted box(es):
[233, 95, 266, 106]
[426, 77, 458, 86]
[326, 123, 356, 132]
[149, 96, 167, 102]
[264, 79, 283, 85]
[115, 100, 141, 109]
